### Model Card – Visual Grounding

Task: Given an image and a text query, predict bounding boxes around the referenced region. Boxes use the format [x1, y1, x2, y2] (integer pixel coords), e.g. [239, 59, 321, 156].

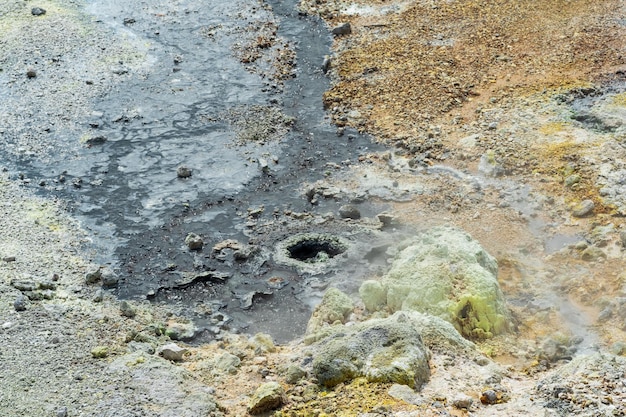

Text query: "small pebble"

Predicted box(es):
[26, 69, 37, 78]
[480, 389, 498, 405]
[177, 166, 192, 178]
[119, 300, 136, 318]
[31, 7, 46, 16]
[14, 295, 28, 311]
[331, 22, 351, 36]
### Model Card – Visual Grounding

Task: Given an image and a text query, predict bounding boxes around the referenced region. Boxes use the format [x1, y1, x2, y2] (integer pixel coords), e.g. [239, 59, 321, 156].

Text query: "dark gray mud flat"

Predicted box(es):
[2, 0, 387, 342]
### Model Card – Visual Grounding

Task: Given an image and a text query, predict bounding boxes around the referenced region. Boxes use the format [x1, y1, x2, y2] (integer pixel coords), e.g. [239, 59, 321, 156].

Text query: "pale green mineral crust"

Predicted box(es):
[361, 226, 510, 339]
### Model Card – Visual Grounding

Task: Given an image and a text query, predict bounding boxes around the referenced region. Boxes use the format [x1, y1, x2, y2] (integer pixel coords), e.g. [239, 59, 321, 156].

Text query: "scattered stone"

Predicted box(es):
[306, 287, 354, 337]
[26, 69, 37, 78]
[91, 346, 109, 359]
[322, 55, 331, 73]
[14, 294, 28, 311]
[376, 212, 396, 227]
[571, 199, 595, 217]
[123, 17, 136, 25]
[311, 314, 430, 388]
[92, 289, 104, 302]
[338, 204, 361, 219]
[285, 365, 307, 384]
[249, 333, 276, 354]
[216, 352, 241, 373]
[480, 389, 498, 405]
[101, 267, 119, 288]
[56, 406, 68, 417]
[184, 233, 203, 250]
[331, 22, 352, 36]
[248, 382, 286, 415]
[119, 301, 137, 318]
[85, 266, 102, 284]
[2, 256, 16, 262]
[564, 174, 581, 188]
[84, 136, 107, 146]
[387, 384, 423, 405]
[31, 7, 46, 16]
[213, 239, 243, 252]
[158, 343, 188, 362]
[177, 165, 192, 178]
[165, 321, 196, 341]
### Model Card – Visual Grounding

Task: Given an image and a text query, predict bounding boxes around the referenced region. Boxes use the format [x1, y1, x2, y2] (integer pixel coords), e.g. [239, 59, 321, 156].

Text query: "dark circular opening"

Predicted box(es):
[287, 238, 346, 262]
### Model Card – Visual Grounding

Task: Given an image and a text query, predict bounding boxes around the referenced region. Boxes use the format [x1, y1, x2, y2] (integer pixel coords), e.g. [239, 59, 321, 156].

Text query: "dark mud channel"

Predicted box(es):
[4, 0, 389, 342]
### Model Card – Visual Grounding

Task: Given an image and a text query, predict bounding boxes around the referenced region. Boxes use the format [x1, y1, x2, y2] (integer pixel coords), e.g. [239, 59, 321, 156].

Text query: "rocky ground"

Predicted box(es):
[2, 0, 626, 416]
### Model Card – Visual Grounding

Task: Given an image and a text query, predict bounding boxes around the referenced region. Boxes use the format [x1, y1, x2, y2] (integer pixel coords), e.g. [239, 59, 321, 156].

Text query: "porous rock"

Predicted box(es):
[158, 343, 188, 362]
[359, 280, 387, 312]
[338, 204, 361, 219]
[306, 287, 354, 336]
[363, 226, 510, 339]
[571, 199, 595, 217]
[184, 233, 203, 250]
[332, 22, 352, 36]
[311, 314, 430, 388]
[215, 352, 241, 373]
[249, 333, 276, 353]
[248, 382, 286, 415]
[177, 165, 192, 178]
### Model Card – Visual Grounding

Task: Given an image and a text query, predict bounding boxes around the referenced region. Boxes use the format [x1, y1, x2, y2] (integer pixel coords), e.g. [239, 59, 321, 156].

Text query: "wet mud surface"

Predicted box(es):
[1, 0, 389, 342]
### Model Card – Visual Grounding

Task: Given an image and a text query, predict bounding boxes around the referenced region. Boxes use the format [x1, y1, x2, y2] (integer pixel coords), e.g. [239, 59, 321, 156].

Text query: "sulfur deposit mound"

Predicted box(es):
[360, 226, 510, 339]
[310, 313, 431, 389]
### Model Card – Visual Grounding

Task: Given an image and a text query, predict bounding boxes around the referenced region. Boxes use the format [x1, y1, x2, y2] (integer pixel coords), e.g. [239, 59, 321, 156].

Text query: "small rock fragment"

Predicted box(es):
[177, 165, 192, 178]
[26, 69, 37, 78]
[248, 382, 286, 415]
[331, 22, 352, 36]
[31, 7, 46, 16]
[216, 352, 241, 373]
[338, 204, 361, 220]
[101, 267, 119, 288]
[56, 406, 68, 417]
[249, 333, 276, 353]
[158, 343, 188, 361]
[451, 394, 474, 409]
[119, 301, 136, 318]
[480, 389, 498, 405]
[91, 346, 109, 358]
[2, 256, 16, 262]
[572, 199, 595, 217]
[185, 233, 203, 250]
[322, 55, 331, 73]
[85, 266, 102, 284]
[285, 365, 306, 384]
[93, 289, 104, 303]
[14, 294, 28, 311]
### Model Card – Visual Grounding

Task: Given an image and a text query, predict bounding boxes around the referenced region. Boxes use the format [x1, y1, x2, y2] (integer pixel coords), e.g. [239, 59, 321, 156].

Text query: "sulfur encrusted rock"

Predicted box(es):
[248, 382, 286, 415]
[359, 280, 387, 312]
[311, 314, 431, 389]
[306, 287, 354, 336]
[360, 226, 510, 339]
